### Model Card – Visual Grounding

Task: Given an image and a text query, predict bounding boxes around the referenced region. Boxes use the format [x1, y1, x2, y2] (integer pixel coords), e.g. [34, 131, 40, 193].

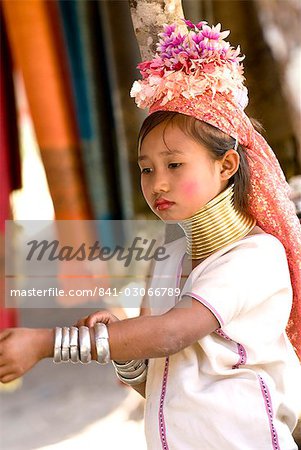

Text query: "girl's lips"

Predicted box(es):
[155, 201, 175, 211]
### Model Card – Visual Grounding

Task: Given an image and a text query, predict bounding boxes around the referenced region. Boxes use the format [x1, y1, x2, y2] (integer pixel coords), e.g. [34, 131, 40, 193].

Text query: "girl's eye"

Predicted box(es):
[141, 167, 152, 174]
[168, 163, 182, 169]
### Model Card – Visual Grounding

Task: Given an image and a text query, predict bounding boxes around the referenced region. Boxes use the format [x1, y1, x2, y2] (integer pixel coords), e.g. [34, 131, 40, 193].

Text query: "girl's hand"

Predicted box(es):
[0, 328, 54, 383]
[75, 310, 120, 361]
[75, 309, 120, 328]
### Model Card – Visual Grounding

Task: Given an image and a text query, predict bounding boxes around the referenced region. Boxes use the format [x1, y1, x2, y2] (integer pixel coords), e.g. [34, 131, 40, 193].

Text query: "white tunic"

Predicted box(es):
[144, 233, 301, 450]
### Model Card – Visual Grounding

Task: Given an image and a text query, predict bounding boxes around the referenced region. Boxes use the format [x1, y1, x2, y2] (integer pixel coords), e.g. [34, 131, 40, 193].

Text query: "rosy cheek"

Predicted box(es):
[180, 181, 200, 196]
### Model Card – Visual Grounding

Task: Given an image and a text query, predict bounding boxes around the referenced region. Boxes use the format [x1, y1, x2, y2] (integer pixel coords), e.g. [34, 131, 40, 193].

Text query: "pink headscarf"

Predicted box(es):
[131, 21, 301, 359]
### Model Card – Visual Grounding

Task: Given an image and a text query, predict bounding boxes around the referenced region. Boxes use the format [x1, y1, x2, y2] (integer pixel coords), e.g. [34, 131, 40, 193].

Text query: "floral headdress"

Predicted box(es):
[131, 20, 248, 112]
[131, 20, 301, 360]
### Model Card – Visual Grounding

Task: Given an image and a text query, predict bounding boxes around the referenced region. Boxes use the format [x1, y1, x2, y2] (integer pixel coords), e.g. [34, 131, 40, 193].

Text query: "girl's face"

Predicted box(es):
[138, 122, 228, 221]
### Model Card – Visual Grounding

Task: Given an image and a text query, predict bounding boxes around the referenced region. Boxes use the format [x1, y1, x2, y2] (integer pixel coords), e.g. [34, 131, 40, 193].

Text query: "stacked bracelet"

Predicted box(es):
[112, 359, 148, 386]
[61, 327, 70, 362]
[94, 323, 110, 364]
[53, 323, 147, 385]
[53, 324, 111, 365]
[78, 326, 91, 364]
[53, 327, 62, 363]
[70, 326, 79, 363]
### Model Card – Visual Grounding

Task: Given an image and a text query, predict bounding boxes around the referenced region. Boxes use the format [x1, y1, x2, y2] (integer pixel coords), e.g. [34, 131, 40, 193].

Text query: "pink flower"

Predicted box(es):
[196, 21, 207, 29]
[192, 33, 204, 45]
[183, 19, 196, 29]
[183, 19, 207, 30]
[201, 23, 230, 41]
[160, 24, 176, 37]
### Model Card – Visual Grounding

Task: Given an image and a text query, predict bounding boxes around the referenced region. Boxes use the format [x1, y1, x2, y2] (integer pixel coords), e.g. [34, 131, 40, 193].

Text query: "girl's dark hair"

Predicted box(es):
[138, 111, 252, 214]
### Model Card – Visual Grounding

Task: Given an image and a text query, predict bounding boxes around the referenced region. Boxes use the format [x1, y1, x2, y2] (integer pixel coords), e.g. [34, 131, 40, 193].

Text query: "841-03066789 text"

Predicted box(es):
[98, 287, 181, 297]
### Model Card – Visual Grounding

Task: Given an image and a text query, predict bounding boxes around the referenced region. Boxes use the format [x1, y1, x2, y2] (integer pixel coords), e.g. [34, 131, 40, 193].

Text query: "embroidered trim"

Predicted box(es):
[159, 357, 170, 450]
[258, 375, 280, 450]
[157, 253, 184, 449]
[233, 343, 247, 369]
[215, 328, 231, 340]
[184, 292, 224, 326]
[215, 329, 247, 369]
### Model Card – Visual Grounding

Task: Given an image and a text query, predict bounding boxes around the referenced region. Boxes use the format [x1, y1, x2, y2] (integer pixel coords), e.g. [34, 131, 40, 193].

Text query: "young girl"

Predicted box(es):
[1, 20, 301, 450]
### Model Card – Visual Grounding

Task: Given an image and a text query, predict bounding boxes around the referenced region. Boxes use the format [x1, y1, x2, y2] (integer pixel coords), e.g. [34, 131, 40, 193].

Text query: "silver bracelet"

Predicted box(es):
[116, 362, 147, 379]
[94, 323, 110, 365]
[53, 327, 62, 363]
[112, 359, 148, 385]
[115, 366, 148, 386]
[61, 327, 70, 362]
[113, 360, 136, 369]
[79, 326, 91, 364]
[113, 359, 144, 372]
[113, 360, 145, 377]
[70, 326, 79, 363]
[113, 360, 142, 371]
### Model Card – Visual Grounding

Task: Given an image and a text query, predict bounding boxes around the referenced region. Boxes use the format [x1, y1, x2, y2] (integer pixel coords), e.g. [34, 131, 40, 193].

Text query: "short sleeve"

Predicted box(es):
[181, 235, 292, 327]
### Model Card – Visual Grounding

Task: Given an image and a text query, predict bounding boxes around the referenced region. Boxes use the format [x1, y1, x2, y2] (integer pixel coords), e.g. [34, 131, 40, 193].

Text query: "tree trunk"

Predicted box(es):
[128, 0, 185, 60]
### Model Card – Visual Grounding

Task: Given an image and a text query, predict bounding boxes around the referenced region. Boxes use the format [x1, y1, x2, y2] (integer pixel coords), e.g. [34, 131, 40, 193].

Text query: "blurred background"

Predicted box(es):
[0, 0, 300, 449]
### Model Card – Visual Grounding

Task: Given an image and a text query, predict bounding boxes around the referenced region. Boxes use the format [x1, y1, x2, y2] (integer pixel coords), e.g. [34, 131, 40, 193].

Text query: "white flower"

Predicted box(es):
[130, 81, 142, 97]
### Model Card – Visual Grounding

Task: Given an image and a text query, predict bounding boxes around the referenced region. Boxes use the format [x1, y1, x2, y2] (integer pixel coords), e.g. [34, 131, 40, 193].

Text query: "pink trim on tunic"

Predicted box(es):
[216, 330, 280, 447]
[184, 291, 225, 327]
[258, 375, 281, 450]
[158, 252, 184, 449]
[215, 328, 247, 369]
[233, 343, 247, 368]
[159, 357, 170, 450]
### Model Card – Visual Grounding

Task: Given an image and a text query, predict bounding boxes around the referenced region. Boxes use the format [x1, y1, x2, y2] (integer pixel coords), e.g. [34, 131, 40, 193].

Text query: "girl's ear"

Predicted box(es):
[219, 149, 240, 180]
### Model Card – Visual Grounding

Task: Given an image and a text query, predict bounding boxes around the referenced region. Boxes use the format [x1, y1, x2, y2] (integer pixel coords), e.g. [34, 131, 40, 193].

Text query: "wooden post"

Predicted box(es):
[128, 0, 185, 60]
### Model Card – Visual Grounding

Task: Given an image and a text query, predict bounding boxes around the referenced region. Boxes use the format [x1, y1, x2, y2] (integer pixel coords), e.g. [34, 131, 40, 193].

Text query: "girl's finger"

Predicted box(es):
[75, 311, 119, 328]
[86, 311, 110, 327]
[0, 366, 10, 379]
[74, 317, 88, 328]
[85, 314, 103, 328]
[86, 311, 119, 327]
[0, 373, 18, 384]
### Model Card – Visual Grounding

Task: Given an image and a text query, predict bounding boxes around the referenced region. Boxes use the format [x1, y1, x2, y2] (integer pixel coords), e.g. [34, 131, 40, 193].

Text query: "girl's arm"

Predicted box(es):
[104, 297, 219, 360]
[78, 298, 218, 398]
[0, 298, 218, 385]
[76, 296, 218, 361]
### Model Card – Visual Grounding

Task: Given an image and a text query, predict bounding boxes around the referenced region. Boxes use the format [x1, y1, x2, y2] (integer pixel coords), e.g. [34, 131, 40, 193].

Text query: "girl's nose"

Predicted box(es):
[152, 173, 169, 194]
